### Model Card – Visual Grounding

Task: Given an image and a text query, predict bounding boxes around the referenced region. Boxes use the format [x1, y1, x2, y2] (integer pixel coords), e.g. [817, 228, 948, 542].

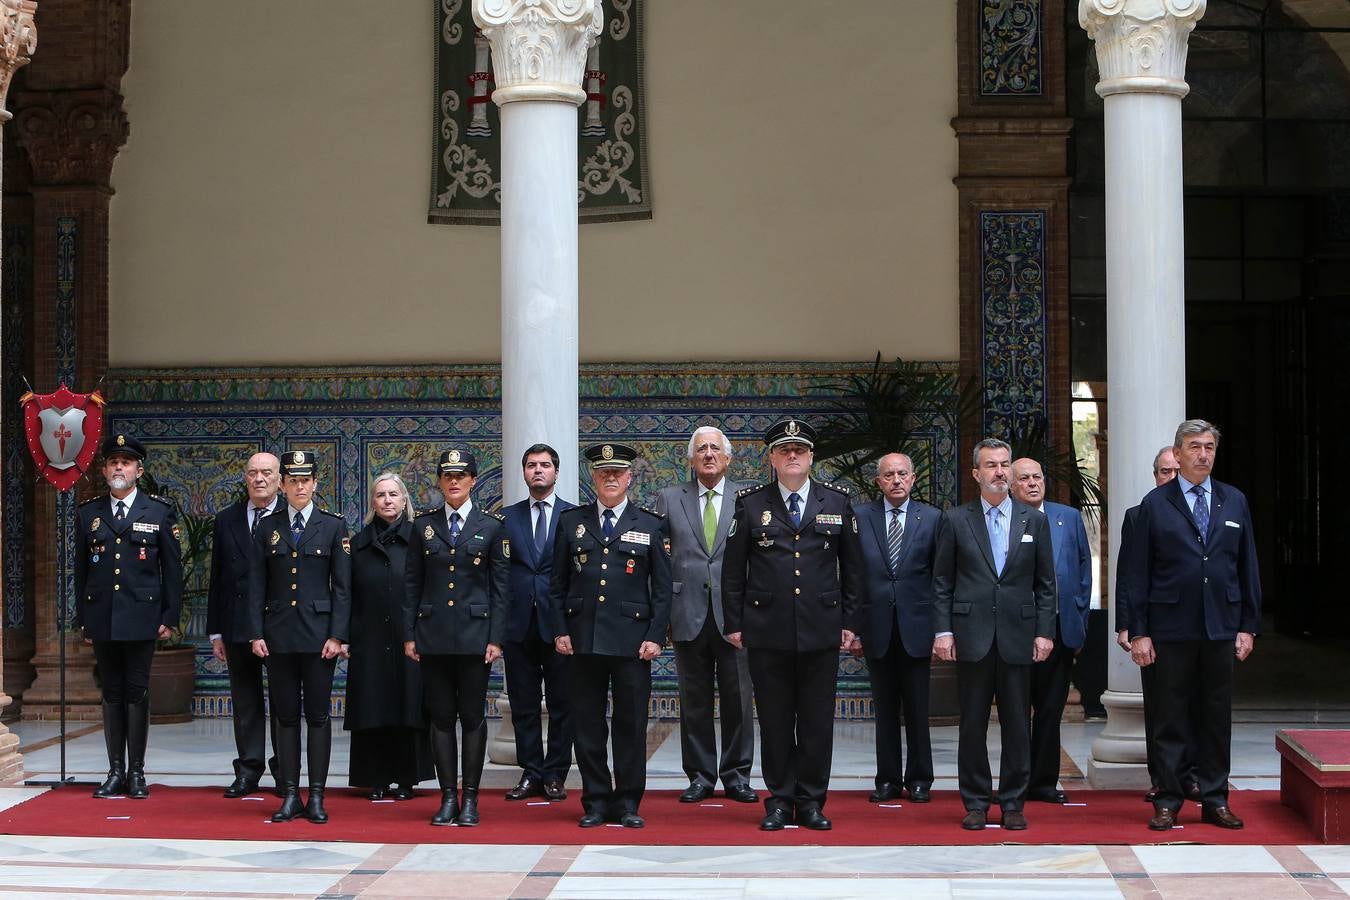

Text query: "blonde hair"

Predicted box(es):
[365, 471, 416, 524]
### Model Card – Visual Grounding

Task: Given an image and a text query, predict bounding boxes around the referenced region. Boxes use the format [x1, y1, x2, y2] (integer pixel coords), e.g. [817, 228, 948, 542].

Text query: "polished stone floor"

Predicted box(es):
[0, 710, 1344, 898]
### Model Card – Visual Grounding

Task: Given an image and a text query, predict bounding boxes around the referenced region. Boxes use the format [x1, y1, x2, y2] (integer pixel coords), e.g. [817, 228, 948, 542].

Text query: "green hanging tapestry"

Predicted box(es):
[429, 0, 651, 225]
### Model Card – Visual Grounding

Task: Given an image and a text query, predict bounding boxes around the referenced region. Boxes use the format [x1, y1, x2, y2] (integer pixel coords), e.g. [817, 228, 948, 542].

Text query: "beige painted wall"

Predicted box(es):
[110, 0, 958, 367]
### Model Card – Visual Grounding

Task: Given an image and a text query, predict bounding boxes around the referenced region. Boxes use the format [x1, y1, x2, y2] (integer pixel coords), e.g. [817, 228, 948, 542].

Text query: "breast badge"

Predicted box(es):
[576, 523, 586, 539]
[626, 558, 636, 574]
[425, 525, 435, 540]
[757, 532, 774, 549]
[270, 530, 281, 546]
[90, 517, 101, 532]
[760, 510, 772, 526]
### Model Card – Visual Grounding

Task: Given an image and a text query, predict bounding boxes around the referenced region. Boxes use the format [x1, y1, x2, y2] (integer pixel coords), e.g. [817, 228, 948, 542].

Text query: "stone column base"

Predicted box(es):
[0, 694, 23, 782]
[21, 648, 101, 720]
[1086, 688, 1149, 788]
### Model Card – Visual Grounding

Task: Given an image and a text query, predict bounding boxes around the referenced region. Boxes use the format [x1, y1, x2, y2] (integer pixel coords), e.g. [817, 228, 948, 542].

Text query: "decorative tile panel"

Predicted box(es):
[55, 217, 77, 629]
[980, 0, 1043, 96]
[980, 211, 1049, 438]
[3, 224, 29, 628]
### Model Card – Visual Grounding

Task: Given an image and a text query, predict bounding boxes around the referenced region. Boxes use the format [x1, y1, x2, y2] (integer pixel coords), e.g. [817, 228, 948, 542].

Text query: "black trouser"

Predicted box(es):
[1150, 638, 1233, 811]
[570, 653, 651, 818]
[224, 641, 269, 781]
[92, 640, 155, 705]
[1028, 640, 1074, 793]
[265, 652, 336, 788]
[865, 630, 933, 791]
[504, 617, 574, 783]
[747, 646, 837, 814]
[1141, 657, 1196, 788]
[956, 647, 1032, 812]
[673, 611, 755, 791]
[421, 654, 490, 790]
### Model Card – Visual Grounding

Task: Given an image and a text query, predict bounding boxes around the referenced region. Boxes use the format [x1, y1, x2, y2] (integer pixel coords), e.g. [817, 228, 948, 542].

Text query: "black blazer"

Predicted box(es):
[246, 507, 352, 653]
[75, 492, 184, 641]
[854, 498, 940, 659]
[206, 499, 268, 643]
[404, 505, 510, 654]
[931, 499, 1058, 664]
[501, 495, 575, 643]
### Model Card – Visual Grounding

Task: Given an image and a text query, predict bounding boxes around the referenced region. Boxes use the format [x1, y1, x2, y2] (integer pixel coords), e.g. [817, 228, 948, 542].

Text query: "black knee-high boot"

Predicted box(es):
[429, 723, 458, 826]
[93, 701, 126, 799]
[455, 720, 487, 826]
[124, 694, 151, 799]
[271, 724, 304, 822]
[304, 721, 331, 824]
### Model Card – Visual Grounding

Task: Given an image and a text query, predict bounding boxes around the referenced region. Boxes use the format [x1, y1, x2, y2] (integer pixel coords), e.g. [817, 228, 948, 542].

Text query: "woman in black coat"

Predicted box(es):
[344, 472, 432, 799]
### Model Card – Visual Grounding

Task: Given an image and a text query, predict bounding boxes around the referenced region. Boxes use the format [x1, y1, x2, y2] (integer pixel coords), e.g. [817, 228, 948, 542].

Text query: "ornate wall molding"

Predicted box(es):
[472, 0, 602, 104]
[980, 0, 1042, 96]
[13, 88, 128, 185]
[980, 210, 1049, 440]
[1078, 0, 1206, 98]
[0, 0, 35, 115]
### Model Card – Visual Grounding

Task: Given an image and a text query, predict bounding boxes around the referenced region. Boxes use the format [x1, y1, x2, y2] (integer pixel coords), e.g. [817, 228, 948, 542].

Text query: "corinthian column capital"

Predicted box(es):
[472, 0, 602, 105]
[0, 0, 36, 118]
[1078, 0, 1205, 98]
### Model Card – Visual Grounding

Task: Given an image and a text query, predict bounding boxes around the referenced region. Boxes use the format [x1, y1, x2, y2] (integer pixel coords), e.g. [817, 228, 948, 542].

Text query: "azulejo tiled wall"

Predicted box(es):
[105, 362, 959, 719]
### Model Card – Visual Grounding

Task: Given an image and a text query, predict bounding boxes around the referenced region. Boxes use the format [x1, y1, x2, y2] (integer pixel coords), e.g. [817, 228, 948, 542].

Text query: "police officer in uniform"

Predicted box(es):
[76, 434, 183, 800]
[247, 451, 351, 824]
[404, 448, 509, 827]
[724, 418, 863, 832]
[551, 443, 672, 829]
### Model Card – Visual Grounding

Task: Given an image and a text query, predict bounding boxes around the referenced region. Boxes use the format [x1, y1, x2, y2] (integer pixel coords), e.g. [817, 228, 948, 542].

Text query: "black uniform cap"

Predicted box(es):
[584, 442, 638, 469]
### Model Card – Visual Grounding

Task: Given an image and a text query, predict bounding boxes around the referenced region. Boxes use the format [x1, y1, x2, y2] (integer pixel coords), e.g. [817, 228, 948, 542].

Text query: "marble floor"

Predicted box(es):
[0, 711, 1344, 899]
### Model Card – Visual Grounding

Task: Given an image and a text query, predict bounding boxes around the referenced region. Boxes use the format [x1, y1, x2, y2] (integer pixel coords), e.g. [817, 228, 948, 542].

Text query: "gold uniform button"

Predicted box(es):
[795, 569, 800, 576]
[449, 583, 455, 589]
[291, 600, 297, 606]
[291, 568, 298, 575]
[603, 548, 609, 555]
[292, 551, 298, 558]
[115, 553, 121, 560]
[794, 587, 801, 595]
[291, 584, 297, 590]
[449, 566, 455, 572]
[448, 600, 455, 607]
[600, 579, 607, 586]
[114, 584, 120, 590]
[601, 564, 608, 570]
[794, 552, 800, 558]
[115, 538, 122, 545]
[599, 595, 606, 602]
[794, 535, 800, 541]
[450, 548, 457, 555]
[114, 568, 121, 575]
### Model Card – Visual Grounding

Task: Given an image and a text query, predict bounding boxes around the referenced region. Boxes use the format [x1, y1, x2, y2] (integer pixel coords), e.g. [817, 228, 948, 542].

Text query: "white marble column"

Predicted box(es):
[0, 0, 35, 783]
[473, 0, 601, 508]
[1079, 0, 1203, 786]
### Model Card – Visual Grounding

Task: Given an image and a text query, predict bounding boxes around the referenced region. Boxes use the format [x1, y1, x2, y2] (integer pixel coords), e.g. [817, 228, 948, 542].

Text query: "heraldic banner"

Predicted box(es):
[429, 0, 650, 225]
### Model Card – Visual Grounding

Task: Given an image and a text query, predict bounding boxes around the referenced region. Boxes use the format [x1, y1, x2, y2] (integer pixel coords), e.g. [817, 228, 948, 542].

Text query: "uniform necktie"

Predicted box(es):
[115, 500, 126, 521]
[602, 508, 615, 539]
[291, 511, 305, 542]
[449, 511, 461, 546]
[888, 507, 904, 570]
[251, 506, 266, 535]
[788, 492, 802, 529]
[703, 490, 717, 550]
[988, 507, 1006, 576]
[1190, 484, 1209, 537]
[533, 500, 548, 556]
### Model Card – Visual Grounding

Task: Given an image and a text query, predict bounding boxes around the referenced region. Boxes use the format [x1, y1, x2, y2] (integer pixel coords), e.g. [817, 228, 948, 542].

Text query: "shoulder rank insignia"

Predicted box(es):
[270, 530, 281, 545]
[760, 509, 772, 526]
[737, 483, 769, 497]
[424, 524, 435, 540]
[820, 481, 850, 496]
[90, 517, 101, 532]
[490, 511, 506, 522]
[321, 508, 344, 518]
[502, 538, 510, 558]
[642, 506, 664, 519]
[341, 536, 351, 555]
[79, 495, 102, 506]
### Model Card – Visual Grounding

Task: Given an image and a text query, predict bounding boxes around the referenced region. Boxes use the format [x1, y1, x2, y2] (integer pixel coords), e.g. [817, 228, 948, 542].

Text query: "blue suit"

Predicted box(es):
[1028, 500, 1093, 794]
[501, 496, 575, 785]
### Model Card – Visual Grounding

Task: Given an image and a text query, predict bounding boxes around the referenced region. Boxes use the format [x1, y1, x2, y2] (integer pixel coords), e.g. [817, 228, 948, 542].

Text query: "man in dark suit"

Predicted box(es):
[207, 451, 281, 798]
[933, 437, 1057, 831]
[851, 451, 939, 805]
[1010, 457, 1093, 804]
[551, 442, 672, 829]
[724, 418, 863, 832]
[654, 426, 757, 805]
[1121, 419, 1260, 831]
[76, 434, 183, 800]
[501, 443, 575, 802]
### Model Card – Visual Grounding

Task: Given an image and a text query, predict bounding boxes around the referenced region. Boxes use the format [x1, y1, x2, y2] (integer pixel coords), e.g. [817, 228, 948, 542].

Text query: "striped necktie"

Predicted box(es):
[887, 507, 904, 570]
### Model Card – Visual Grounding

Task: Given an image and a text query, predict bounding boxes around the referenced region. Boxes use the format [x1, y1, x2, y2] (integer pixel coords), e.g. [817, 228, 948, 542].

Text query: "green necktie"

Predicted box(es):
[703, 489, 717, 550]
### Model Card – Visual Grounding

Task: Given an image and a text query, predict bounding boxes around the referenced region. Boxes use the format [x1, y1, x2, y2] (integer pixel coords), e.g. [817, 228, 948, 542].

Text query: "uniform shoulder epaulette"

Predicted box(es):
[79, 495, 103, 507]
[737, 483, 770, 498]
[489, 511, 506, 522]
[819, 481, 851, 496]
[640, 505, 664, 519]
[318, 507, 344, 518]
[418, 506, 444, 518]
[147, 493, 177, 507]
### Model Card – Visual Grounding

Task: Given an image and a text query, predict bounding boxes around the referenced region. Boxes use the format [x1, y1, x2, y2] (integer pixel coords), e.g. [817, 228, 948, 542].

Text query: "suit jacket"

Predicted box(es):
[931, 498, 1058, 664]
[75, 492, 184, 642]
[206, 499, 270, 643]
[1115, 504, 1142, 637]
[502, 495, 575, 643]
[550, 502, 672, 657]
[246, 507, 352, 653]
[653, 478, 744, 643]
[404, 505, 510, 654]
[854, 497, 939, 660]
[1119, 478, 1261, 642]
[1043, 500, 1094, 651]
[722, 480, 864, 652]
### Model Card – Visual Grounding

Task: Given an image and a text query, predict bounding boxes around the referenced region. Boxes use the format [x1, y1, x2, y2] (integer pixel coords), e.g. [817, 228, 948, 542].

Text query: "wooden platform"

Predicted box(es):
[1276, 729, 1350, 842]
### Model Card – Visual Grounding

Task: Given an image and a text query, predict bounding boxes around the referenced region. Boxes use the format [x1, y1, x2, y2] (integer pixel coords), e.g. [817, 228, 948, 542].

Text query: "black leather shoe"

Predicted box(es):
[961, 809, 987, 830]
[759, 808, 792, 831]
[906, 785, 931, 803]
[392, 785, 415, 801]
[543, 780, 567, 801]
[1184, 781, 1202, 801]
[1149, 807, 1178, 831]
[368, 786, 387, 801]
[1027, 789, 1067, 804]
[725, 783, 759, 804]
[126, 766, 149, 800]
[224, 775, 260, 799]
[798, 808, 832, 831]
[430, 789, 459, 826]
[455, 789, 480, 826]
[272, 790, 305, 822]
[620, 812, 645, 828]
[578, 810, 606, 828]
[868, 782, 903, 803]
[680, 783, 712, 803]
[1001, 809, 1028, 830]
[304, 787, 328, 824]
[1201, 805, 1244, 829]
[506, 777, 544, 801]
[93, 768, 126, 800]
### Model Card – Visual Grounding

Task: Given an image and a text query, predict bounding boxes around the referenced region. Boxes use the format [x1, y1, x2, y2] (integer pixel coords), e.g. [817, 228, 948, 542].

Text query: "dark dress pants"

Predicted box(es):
[504, 614, 574, 783]
[673, 611, 755, 791]
[956, 647, 1032, 812]
[1028, 639, 1074, 792]
[224, 641, 269, 781]
[747, 646, 837, 814]
[92, 640, 156, 704]
[1140, 657, 1196, 789]
[570, 653, 651, 818]
[865, 629, 933, 791]
[1150, 638, 1233, 811]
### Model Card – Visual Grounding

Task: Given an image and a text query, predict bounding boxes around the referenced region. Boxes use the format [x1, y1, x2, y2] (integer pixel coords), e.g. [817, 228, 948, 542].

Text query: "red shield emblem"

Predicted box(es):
[21, 385, 106, 492]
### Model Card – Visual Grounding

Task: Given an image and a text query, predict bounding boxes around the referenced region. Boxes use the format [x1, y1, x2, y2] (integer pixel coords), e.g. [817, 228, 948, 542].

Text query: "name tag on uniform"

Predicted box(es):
[620, 530, 650, 545]
[132, 522, 160, 533]
[1225, 520, 1241, 528]
[817, 514, 842, 526]
[1021, 533, 1034, 542]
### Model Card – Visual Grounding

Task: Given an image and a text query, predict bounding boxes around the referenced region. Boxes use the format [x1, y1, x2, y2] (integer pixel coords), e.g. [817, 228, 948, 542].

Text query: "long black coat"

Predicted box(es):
[344, 519, 425, 732]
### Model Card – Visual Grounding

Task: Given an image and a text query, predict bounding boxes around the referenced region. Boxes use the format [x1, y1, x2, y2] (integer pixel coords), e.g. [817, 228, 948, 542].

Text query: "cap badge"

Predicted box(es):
[292, 451, 304, 465]
[116, 435, 126, 446]
[785, 420, 799, 437]
[449, 449, 461, 463]
[601, 445, 614, 460]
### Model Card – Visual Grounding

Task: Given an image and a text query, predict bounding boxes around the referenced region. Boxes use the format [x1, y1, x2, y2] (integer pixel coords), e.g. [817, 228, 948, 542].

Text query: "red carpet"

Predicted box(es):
[0, 787, 1321, 845]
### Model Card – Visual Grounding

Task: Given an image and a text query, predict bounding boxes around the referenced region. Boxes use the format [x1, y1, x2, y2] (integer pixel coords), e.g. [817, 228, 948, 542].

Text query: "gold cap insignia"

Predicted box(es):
[292, 451, 304, 465]
[449, 449, 461, 463]
[602, 445, 614, 460]
[576, 523, 586, 538]
[761, 510, 772, 526]
[116, 435, 126, 446]
[425, 525, 434, 540]
[785, 420, 800, 437]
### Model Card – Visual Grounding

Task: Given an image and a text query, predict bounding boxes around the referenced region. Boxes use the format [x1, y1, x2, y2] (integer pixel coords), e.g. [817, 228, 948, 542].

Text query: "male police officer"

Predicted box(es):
[551, 442, 672, 829]
[76, 434, 183, 799]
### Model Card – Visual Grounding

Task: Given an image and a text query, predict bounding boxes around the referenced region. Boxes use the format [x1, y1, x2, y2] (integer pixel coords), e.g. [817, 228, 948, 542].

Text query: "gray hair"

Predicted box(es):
[364, 471, 416, 524]
[972, 438, 1012, 468]
[1151, 445, 1175, 474]
[874, 452, 915, 475]
[687, 426, 733, 459]
[1173, 419, 1221, 450]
